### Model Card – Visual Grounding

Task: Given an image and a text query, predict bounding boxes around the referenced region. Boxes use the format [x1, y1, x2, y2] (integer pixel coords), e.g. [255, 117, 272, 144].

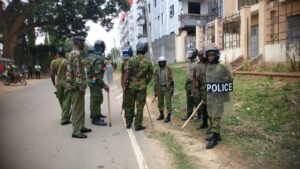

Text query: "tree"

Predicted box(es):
[0, 0, 130, 59]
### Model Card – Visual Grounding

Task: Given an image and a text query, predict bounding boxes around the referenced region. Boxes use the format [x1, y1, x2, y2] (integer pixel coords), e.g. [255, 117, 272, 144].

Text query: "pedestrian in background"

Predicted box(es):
[34, 63, 41, 79]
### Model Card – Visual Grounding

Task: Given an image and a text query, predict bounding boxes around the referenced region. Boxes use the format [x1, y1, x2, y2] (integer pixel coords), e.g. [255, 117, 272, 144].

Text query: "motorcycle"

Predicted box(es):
[0, 71, 26, 86]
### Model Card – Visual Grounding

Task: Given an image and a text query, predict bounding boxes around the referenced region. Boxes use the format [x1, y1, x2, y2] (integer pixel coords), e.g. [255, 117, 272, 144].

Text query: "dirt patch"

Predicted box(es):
[143, 96, 246, 169]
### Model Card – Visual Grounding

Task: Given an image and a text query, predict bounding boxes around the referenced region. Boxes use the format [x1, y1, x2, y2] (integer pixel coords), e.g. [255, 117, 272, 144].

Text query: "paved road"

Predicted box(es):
[0, 79, 165, 169]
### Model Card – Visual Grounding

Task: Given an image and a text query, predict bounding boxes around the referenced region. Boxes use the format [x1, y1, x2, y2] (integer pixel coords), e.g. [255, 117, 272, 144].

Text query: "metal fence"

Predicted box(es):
[266, 0, 300, 44]
[222, 13, 241, 49]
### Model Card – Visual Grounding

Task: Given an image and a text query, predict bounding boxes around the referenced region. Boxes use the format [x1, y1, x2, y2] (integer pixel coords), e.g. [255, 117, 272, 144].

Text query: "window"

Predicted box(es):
[148, 4, 151, 13]
[154, 0, 156, 8]
[170, 5, 174, 18]
[161, 13, 164, 24]
[188, 2, 200, 14]
[287, 14, 300, 43]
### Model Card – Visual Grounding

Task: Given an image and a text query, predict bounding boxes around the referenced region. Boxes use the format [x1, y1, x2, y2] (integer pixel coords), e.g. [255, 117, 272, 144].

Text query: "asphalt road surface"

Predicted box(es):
[0, 79, 165, 169]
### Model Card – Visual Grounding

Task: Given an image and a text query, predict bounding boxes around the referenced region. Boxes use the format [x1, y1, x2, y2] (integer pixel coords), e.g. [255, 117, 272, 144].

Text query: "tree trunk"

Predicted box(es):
[3, 34, 18, 60]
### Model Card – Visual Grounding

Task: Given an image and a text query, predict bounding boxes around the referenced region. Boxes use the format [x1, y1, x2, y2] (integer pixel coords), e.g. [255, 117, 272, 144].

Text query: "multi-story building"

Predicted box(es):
[147, 0, 222, 62]
[119, 0, 148, 53]
[196, 0, 300, 66]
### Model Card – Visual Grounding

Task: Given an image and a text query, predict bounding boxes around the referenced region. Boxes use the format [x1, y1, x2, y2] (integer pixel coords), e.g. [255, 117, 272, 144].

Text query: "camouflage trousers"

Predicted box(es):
[55, 84, 71, 123]
[71, 90, 85, 135]
[185, 81, 200, 115]
[207, 103, 224, 133]
[124, 87, 147, 127]
[88, 82, 103, 119]
[158, 85, 172, 114]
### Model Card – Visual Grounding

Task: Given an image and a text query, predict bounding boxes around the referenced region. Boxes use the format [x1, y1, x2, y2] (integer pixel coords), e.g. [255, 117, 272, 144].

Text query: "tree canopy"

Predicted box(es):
[0, 0, 130, 59]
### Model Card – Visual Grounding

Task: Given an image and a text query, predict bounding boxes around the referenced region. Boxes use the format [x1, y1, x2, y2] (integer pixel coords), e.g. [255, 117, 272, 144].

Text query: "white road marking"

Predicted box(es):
[121, 116, 149, 169]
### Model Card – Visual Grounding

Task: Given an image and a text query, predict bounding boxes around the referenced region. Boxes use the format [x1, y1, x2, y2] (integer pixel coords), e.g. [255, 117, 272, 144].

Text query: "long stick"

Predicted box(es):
[107, 91, 112, 127]
[145, 102, 154, 131]
[181, 100, 203, 129]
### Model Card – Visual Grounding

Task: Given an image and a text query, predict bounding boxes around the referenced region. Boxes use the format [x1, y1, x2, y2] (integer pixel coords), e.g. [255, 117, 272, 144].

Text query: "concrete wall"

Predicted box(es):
[223, 0, 237, 17]
[152, 34, 176, 63]
[265, 43, 287, 62]
[175, 31, 187, 62]
[220, 48, 242, 63]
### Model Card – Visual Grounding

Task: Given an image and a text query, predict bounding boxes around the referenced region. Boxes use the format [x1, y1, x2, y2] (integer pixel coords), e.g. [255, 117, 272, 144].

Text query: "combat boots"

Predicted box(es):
[157, 111, 164, 120]
[92, 118, 107, 126]
[164, 113, 171, 123]
[196, 115, 208, 130]
[205, 133, 221, 141]
[206, 132, 219, 149]
[181, 113, 191, 121]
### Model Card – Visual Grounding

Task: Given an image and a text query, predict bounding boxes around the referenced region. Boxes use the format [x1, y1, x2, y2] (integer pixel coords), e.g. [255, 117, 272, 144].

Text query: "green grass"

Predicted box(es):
[148, 64, 300, 169]
[156, 132, 197, 169]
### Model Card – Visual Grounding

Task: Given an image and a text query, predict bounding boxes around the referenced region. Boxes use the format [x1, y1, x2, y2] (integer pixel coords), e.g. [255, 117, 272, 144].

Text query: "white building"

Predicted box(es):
[119, 0, 148, 52]
[147, 0, 221, 62]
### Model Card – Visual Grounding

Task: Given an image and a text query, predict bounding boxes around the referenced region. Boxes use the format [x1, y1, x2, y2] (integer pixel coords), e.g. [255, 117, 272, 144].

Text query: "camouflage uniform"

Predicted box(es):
[193, 61, 208, 126]
[66, 49, 87, 135]
[121, 59, 130, 112]
[206, 64, 232, 134]
[50, 57, 71, 124]
[125, 54, 153, 128]
[87, 54, 106, 119]
[154, 66, 173, 115]
[185, 59, 200, 118]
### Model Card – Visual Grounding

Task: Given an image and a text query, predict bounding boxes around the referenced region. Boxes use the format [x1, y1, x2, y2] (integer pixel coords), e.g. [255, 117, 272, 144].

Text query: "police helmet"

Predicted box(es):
[157, 56, 167, 63]
[122, 46, 133, 60]
[205, 48, 220, 63]
[88, 46, 94, 55]
[73, 36, 85, 42]
[94, 40, 106, 54]
[136, 42, 148, 55]
[56, 47, 65, 57]
[186, 48, 198, 59]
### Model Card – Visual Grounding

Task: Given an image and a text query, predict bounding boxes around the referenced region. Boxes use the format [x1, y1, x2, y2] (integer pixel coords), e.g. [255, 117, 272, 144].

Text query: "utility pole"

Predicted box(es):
[143, 0, 154, 62]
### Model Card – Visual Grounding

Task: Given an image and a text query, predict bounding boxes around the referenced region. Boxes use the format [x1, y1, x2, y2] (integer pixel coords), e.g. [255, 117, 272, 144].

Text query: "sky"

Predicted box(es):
[36, 18, 120, 54]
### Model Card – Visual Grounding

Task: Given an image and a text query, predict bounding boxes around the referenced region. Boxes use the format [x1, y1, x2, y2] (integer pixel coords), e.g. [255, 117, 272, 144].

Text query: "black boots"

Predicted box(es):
[205, 133, 221, 141]
[206, 132, 220, 149]
[164, 113, 171, 123]
[196, 115, 208, 130]
[92, 118, 107, 126]
[157, 111, 171, 123]
[157, 111, 164, 120]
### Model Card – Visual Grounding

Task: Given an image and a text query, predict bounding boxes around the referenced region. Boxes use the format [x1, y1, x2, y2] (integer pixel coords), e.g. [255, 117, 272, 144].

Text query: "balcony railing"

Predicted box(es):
[179, 14, 215, 28]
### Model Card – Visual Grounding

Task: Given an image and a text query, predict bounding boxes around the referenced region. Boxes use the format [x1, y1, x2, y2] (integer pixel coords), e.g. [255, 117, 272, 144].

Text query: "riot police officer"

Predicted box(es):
[205, 48, 233, 149]
[124, 42, 153, 130]
[87, 40, 109, 126]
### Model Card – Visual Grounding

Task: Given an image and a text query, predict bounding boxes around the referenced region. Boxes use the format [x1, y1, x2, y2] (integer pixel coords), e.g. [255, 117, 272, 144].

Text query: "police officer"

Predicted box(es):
[154, 56, 174, 123]
[125, 42, 153, 130]
[50, 47, 71, 125]
[121, 46, 133, 120]
[205, 48, 233, 149]
[182, 48, 200, 121]
[87, 40, 109, 126]
[66, 36, 92, 139]
[193, 50, 208, 130]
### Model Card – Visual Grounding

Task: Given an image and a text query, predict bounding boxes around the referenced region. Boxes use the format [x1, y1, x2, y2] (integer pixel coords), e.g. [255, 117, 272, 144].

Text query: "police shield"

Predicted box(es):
[206, 63, 233, 119]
